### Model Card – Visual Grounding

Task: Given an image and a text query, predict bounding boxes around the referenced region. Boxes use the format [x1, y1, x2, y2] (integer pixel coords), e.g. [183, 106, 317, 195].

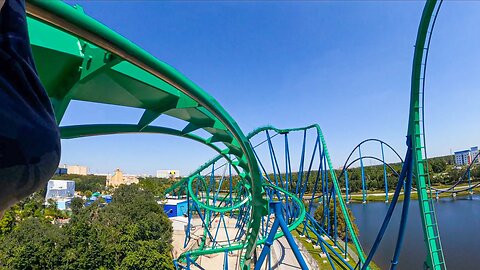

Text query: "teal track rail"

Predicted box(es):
[409, 0, 446, 269]
[169, 124, 367, 267]
[176, 183, 306, 261]
[26, 1, 266, 268]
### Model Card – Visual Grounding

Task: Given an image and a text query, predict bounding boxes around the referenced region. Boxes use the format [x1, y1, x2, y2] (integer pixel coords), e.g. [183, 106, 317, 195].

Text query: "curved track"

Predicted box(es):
[26, 1, 265, 268]
[409, 1, 446, 268]
[167, 125, 366, 269]
[23, 0, 452, 269]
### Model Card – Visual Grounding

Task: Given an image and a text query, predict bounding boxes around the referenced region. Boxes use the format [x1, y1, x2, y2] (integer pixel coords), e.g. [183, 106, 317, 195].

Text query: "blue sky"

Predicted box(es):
[60, 1, 480, 176]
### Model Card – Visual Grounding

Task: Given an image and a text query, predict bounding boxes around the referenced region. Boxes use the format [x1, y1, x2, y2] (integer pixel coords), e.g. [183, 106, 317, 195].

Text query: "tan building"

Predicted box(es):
[106, 168, 139, 187]
[66, 165, 88, 175]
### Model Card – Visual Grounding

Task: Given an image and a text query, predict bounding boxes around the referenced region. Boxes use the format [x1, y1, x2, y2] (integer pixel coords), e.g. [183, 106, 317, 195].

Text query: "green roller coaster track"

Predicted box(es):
[25, 0, 267, 267]
[409, 0, 445, 269]
[24, 0, 447, 268]
[166, 125, 367, 265]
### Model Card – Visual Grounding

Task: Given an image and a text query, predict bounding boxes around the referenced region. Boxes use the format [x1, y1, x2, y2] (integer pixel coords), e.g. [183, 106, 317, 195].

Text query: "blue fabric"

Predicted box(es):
[0, 0, 60, 211]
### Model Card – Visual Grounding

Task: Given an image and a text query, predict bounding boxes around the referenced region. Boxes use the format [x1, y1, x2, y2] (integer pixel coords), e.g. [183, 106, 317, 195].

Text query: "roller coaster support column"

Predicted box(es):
[360, 139, 412, 270]
[391, 137, 414, 270]
[359, 146, 367, 203]
[255, 202, 308, 270]
[381, 142, 389, 202]
[345, 170, 350, 204]
[468, 169, 472, 194]
[223, 250, 228, 270]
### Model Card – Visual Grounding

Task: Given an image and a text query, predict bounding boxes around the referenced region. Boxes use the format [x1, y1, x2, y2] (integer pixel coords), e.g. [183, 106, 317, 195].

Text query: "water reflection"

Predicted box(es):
[349, 194, 480, 269]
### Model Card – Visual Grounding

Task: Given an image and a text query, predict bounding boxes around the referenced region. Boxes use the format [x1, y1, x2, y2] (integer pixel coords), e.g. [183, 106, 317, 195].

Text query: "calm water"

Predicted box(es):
[349, 195, 480, 269]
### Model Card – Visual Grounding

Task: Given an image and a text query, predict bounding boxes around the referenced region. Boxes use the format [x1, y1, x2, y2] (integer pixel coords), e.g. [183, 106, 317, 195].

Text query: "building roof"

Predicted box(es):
[165, 199, 187, 205]
[49, 179, 75, 183]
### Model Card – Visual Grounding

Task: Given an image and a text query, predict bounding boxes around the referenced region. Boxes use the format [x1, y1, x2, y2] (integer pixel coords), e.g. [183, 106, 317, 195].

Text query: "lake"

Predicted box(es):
[349, 195, 480, 269]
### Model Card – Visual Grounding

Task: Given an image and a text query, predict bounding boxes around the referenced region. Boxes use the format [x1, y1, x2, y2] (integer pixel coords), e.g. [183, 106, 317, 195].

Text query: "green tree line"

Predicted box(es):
[0, 184, 174, 270]
[207, 154, 474, 194]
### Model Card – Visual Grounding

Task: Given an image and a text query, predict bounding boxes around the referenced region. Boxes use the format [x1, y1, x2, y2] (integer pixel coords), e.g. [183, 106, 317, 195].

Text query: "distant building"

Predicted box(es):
[471, 147, 479, 164]
[45, 180, 75, 210]
[163, 199, 188, 218]
[157, 170, 180, 179]
[106, 168, 139, 187]
[55, 166, 68, 175]
[66, 165, 88, 175]
[454, 146, 479, 166]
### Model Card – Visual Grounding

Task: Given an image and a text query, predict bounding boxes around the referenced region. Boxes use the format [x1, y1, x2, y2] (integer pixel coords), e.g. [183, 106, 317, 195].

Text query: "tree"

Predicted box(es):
[70, 197, 84, 215]
[0, 218, 67, 269]
[0, 182, 175, 269]
[138, 177, 175, 199]
[63, 184, 174, 269]
[430, 159, 447, 173]
[0, 209, 16, 236]
[84, 190, 92, 199]
[314, 201, 359, 240]
[118, 242, 175, 270]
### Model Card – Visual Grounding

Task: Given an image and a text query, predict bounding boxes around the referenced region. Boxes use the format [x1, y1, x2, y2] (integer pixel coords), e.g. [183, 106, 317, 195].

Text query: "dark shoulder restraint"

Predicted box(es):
[0, 0, 60, 211]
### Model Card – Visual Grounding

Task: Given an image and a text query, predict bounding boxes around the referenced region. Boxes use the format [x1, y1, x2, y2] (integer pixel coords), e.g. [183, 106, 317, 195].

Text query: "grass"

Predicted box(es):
[292, 224, 381, 270]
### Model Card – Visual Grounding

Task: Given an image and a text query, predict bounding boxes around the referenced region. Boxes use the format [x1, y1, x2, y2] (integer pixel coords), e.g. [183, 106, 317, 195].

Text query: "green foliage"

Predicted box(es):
[0, 218, 67, 269]
[313, 202, 359, 240]
[0, 184, 174, 269]
[44, 199, 68, 220]
[0, 209, 16, 236]
[52, 174, 106, 193]
[138, 177, 175, 199]
[84, 190, 92, 198]
[117, 242, 175, 270]
[70, 197, 84, 215]
[429, 158, 447, 174]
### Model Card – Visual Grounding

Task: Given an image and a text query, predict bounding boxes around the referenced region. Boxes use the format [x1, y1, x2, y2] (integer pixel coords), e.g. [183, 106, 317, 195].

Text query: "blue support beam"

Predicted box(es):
[381, 142, 389, 202]
[359, 146, 367, 203]
[255, 202, 309, 270]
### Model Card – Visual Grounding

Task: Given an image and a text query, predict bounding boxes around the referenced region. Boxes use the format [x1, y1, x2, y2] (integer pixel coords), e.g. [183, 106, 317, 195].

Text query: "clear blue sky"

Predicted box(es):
[60, 1, 480, 176]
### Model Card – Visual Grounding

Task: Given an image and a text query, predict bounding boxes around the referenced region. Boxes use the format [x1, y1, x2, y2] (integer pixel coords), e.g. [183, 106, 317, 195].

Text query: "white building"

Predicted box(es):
[45, 180, 76, 210]
[157, 170, 180, 179]
[454, 146, 479, 166]
[471, 147, 479, 164]
[66, 165, 88, 175]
